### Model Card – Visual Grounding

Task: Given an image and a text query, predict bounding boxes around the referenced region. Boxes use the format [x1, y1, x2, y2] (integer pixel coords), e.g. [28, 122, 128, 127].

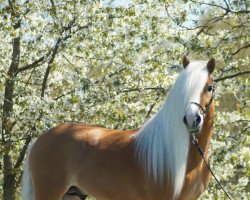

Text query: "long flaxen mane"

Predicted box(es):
[134, 61, 209, 199]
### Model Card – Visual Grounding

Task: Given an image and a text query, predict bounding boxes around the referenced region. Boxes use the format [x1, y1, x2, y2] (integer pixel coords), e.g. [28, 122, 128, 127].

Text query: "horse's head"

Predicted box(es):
[182, 56, 215, 134]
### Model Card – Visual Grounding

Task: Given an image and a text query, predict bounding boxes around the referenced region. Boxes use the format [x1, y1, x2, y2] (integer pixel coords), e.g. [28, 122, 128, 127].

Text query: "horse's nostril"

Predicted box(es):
[196, 115, 201, 124]
[183, 116, 188, 125]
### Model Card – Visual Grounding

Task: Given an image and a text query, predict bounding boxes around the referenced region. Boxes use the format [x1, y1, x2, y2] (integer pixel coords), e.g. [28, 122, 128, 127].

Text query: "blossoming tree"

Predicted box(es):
[0, 0, 249, 199]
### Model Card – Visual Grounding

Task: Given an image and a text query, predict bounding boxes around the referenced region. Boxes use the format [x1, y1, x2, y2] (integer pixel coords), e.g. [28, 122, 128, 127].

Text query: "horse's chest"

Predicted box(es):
[178, 165, 211, 200]
[182, 179, 204, 200]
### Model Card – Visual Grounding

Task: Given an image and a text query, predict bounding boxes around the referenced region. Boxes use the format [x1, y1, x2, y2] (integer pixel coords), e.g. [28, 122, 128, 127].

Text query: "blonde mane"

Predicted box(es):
[134, 61, 209, 199]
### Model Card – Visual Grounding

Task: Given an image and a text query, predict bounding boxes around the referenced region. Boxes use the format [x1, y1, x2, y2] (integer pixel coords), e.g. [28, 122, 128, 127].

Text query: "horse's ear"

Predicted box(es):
[207, 58, 215, 74]
[183, 56, 190, 68]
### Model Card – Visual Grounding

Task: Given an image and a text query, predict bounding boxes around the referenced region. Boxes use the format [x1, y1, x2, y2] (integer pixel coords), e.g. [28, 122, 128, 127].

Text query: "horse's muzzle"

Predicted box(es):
[183, 103, 204, 133]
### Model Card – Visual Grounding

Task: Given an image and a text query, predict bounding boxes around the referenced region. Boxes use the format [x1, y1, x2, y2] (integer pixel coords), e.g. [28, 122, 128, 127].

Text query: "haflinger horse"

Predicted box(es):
[22, 57, 216, 200]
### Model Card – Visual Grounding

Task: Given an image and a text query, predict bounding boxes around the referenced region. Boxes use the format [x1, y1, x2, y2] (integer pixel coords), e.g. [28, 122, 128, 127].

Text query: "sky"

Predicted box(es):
[101, 0, 131, 6]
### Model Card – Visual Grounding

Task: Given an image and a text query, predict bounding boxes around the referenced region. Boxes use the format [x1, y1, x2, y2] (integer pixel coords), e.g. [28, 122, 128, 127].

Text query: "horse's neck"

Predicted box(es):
[187, 108, 214, 171]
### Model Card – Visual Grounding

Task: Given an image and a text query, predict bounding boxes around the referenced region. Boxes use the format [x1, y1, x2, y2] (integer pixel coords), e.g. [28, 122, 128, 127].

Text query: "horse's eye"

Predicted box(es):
[207, 85, 214, 92]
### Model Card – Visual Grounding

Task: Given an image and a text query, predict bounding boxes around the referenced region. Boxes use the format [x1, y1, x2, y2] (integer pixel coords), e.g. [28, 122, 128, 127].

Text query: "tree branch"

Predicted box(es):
[50, 0, 55, 8]
[41, 16, 77, 98]
[223, 0, 230, 11]
[197, 13, 228, 36]
[215, 70, 250, 82]
[145, 96, 160, 119]
[41, 38, 62, 98]
[54, 65, 127, 101]
[54, 89, 75, 101]
[189, 0, 229, 12]
[232, 9, 250, 14]
[120, 86, 166, 94]
[14, 136, 31, 169]
[15, 56, 45, 75]
[8, 0, 15, 15]
[190, 0, 249, 14]
[231, 44, 250, 55]
[61, 54, 80, 74]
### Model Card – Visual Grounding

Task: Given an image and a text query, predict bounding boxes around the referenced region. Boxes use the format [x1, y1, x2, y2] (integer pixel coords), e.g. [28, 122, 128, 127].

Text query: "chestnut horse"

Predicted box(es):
[22, 57, 216, 200]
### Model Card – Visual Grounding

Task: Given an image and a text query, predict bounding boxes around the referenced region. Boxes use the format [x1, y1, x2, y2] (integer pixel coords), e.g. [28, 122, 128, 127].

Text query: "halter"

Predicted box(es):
[186, 85, 215, 134]
[190, 84, 215, 116]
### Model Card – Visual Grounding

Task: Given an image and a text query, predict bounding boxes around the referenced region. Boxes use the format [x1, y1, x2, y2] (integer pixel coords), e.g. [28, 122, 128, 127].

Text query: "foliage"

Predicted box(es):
[0, 0, 249, 199]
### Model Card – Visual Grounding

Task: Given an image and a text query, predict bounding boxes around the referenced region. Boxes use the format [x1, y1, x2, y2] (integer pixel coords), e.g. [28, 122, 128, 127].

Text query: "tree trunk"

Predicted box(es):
[1, 3, 21, 199]
[1, 33, 20, 200]
[3, 154, 16, 200]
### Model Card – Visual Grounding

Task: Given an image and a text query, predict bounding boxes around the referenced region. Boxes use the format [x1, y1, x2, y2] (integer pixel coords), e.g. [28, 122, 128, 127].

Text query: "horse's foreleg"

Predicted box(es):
[32, 175, 69, 200]
[33, 185, 68, 200]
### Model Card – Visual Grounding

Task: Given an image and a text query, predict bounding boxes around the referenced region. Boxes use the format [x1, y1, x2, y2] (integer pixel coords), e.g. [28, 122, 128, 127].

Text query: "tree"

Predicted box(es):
[0, 0, 249, 199]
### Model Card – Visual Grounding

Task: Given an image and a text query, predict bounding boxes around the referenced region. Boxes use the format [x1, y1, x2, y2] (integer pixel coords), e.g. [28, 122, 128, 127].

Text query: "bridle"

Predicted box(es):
[187, 84, 215, 134]
[187, 84, 233, 199]
[190, 84, 215, 117]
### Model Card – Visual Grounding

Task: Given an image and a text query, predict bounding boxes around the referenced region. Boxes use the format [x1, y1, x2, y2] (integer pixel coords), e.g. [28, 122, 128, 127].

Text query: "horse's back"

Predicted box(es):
[29, 124, 133, 177]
